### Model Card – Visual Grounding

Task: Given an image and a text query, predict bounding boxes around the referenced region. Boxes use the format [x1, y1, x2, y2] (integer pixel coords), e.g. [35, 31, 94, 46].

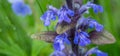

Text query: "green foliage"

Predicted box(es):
[0, 0, 61, 56]
[0, 0, 120, 56]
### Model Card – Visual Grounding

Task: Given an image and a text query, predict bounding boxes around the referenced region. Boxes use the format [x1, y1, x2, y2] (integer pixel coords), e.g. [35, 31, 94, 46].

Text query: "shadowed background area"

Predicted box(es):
[0, 0, 120, 56]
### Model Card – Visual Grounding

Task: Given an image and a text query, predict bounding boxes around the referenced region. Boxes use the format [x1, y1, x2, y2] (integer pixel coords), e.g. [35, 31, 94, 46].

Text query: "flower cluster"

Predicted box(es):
[8, 0, 32, 16]
[40, 6, 74, 26]
[41, 1, 107, 56]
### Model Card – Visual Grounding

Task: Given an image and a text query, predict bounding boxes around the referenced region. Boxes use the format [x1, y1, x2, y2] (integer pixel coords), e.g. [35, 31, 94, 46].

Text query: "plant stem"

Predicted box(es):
[65, 0, 83, 56]
[36, 0, 44, 14]
[66, 0, 73, 10]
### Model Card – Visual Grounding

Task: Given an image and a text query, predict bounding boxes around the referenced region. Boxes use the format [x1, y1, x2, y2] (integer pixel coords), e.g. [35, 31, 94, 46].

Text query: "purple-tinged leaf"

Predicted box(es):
[89, 30, 116, 45]
[56, 22, 76, 34]
[31, 31, 58, 43]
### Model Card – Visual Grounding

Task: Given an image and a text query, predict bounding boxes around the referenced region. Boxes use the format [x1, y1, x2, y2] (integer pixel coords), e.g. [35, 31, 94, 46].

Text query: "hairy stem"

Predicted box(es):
[65, 0, 83, 56]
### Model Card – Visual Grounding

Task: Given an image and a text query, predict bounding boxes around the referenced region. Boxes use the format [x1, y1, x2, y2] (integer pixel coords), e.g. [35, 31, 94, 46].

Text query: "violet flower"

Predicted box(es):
[74, 31, 91, 46]
[53, 33, 70, 51]
[79, 2, 103, 14]
[87, 2, 104, 14]
[40, 6, 58, 26]
[85, 47, 108, 56]
[12, 1, 32, 16]
[77, 17, 104, 32]
[88, 19, 104, 32]
[58, 6, 74, 23]
[40, 5, 74, 26]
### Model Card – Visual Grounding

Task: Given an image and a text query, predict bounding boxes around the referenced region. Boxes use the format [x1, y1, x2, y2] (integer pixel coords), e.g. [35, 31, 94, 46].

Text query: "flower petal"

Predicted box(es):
[85, 47, 108, 56]
[50, 51, 66, 56]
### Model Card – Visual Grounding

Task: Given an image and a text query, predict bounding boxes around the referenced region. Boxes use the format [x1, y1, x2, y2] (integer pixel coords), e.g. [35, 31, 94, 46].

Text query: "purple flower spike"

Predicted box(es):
[12, 1, 32, 16]
[58, 6, 74, 23]
[74, 31, 91, 46]
[85, 47, 108, 56]
[40, 6, 57, 26]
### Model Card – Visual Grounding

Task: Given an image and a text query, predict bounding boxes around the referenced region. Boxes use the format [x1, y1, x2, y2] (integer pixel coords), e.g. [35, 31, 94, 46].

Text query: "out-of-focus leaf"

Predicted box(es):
[0, 0, 32, 56]
[31, 40, 49, 56]
[89, 30, 116, 45]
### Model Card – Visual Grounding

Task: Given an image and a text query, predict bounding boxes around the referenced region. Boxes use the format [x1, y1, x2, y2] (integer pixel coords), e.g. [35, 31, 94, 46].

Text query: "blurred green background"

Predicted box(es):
[0, 0, 120, 56]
